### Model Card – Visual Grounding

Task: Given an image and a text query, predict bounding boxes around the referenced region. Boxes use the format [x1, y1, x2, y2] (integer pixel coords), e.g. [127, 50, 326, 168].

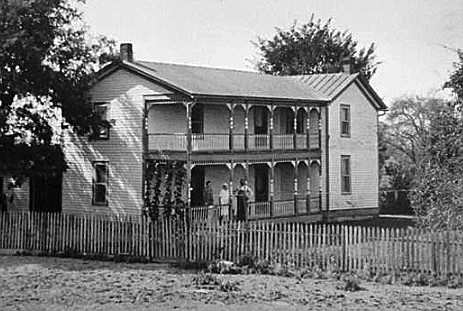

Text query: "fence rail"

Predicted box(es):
[1, 212, 463, 277]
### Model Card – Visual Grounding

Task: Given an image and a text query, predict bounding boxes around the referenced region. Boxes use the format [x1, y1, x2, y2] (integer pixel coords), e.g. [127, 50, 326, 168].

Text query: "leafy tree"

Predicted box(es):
[408, 50, 463, 229]
[253, 14, 380, 79]
[446, 50, 463, 105]
[379, 95, 450, 215]
[410, 102, 463, 230]
[0, 0, 116, 175]
[382, 95, 448, 165]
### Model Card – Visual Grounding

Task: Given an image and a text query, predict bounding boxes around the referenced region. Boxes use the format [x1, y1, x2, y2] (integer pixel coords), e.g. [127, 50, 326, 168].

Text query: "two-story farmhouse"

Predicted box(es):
[4, 43, 386, 222]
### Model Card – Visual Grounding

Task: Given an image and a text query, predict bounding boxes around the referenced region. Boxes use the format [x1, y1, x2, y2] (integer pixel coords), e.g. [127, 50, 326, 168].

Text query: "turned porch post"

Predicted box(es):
[269, 105, 274, 150]
[228, 103, 234, 151]
[244, 103, 249, 152]
[319, 161, 323, 213]
[293, 106, 298, 149]
[306, 107, 310, 149]
[270, 160, 275, 218]
[228, 161, 234, 220]
[293, 160, 299, 216]
[306, 160, 311, 214]
[184, 101, 194, 223]
[318, 106, 323, 149]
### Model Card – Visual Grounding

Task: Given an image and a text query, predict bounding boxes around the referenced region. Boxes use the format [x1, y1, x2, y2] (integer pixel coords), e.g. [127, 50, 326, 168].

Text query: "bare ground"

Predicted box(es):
[0, 255, 462, 311]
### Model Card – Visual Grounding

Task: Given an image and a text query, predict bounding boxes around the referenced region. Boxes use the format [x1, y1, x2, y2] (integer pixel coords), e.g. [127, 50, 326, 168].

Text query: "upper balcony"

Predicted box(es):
[148, 132, 321, 152]
[146, 102, 322, 153]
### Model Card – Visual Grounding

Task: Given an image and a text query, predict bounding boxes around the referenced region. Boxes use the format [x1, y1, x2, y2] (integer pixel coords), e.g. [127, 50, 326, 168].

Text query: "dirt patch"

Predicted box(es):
[0, 255, 462, 311]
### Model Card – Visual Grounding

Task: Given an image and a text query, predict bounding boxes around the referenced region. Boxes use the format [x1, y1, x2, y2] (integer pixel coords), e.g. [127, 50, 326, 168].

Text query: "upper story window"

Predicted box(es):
[93, 103, 110, 139]
[191, 104, 204, 134]
[340, 104, 351, 137]
[341, 155, 351, 194]
[92, 161, 109, 205]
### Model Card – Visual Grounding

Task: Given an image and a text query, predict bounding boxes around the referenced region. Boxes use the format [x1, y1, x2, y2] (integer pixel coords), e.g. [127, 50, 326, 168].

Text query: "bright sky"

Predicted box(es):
[82, 0, 463, 105]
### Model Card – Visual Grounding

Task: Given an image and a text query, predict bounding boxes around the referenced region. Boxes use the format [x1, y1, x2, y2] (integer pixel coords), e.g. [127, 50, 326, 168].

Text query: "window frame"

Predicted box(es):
[92, 161, 109, 206]
[93, 102, 110, 140]
[340, 104, 351, 137]
[341, 155, 351, 194]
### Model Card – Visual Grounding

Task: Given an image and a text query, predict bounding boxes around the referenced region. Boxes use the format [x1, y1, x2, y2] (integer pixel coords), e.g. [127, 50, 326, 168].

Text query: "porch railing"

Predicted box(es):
[248, 134, 270, 150]
[192, 133, 229, 151]
[187, 197, 318, 222]
[189, 205, 231, 222]
[273, 134, 294, 149]
[296, 134, 307, 149]
[273, 200, 294, 217]
[248, 201, 271, 219]
[148, 132, 320, 151]
[297, 196, 307, 214]
[148, 133, 186, 151]
[309, 131, 320, 149]
[310, 195, 321, 211]
[232, 133, 245, 150]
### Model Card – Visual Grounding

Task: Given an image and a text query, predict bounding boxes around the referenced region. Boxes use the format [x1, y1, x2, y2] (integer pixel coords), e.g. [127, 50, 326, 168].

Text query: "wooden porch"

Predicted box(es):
[147, 132, 320, 152]
[187, 194, 322, 222]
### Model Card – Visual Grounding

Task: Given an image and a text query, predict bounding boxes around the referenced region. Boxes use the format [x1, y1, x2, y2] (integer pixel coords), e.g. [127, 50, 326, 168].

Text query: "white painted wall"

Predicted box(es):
[62, 69, 173, 216]
[328, 82, 379, 211]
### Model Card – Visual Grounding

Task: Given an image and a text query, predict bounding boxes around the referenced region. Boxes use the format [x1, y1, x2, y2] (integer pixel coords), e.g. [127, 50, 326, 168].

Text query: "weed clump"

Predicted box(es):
[192, 272, 240, 292]
[336, 275, 363, 292]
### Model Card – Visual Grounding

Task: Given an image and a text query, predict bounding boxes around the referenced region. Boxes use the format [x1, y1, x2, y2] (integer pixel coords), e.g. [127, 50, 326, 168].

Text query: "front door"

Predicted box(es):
[254, 164, 269, 202]
[191, 166, 205, 207]
[30, 174, 62, 213]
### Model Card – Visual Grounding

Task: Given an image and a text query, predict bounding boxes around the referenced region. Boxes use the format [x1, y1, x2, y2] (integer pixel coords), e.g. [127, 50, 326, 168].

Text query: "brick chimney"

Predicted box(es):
[120, 43, 133, 62]
[341, 57, 352, 74]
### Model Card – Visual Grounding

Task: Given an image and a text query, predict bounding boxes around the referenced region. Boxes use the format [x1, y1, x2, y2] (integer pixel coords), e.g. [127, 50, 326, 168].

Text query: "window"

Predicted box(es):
[340, 104, 351, 137]
[93, 103, 110, 139]
[341, 155, 351, 194]
[191, 104, 204, 134]
[92, 161, 108, 205]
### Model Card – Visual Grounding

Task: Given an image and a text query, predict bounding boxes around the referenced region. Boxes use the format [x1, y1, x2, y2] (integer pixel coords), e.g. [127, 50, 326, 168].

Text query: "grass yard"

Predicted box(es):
[1, 255, 462, 311]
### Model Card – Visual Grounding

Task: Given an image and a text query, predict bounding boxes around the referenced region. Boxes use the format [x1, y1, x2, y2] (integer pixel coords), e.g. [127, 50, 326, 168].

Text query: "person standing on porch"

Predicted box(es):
[236, 179, 253, 221]
[219, 183, 230, 221]
[204, 181, 215, 223]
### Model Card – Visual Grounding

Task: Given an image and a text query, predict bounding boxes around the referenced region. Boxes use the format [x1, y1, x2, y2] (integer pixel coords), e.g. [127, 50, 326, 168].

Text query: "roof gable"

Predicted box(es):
[291, 73, 387, 110]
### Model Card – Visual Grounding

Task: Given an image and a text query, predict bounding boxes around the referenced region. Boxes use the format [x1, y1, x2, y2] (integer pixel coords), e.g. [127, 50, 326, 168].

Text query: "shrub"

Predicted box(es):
[336, 275, 363, 292]
[192, 272, 240, 292]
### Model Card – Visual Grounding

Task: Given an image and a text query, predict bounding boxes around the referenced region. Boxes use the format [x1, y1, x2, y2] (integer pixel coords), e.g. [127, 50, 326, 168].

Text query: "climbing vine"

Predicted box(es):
[143, 160, 186, 222]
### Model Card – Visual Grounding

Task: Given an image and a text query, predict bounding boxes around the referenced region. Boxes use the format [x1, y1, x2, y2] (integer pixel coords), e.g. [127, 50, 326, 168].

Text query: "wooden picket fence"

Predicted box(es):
[1, 211, 463, 276]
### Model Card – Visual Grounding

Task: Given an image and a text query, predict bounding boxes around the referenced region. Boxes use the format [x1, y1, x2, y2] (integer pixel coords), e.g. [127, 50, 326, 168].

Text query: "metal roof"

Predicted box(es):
[291, 73, 387, 110]
[291, 73, 358, 99]
[122, 61, 328, 102]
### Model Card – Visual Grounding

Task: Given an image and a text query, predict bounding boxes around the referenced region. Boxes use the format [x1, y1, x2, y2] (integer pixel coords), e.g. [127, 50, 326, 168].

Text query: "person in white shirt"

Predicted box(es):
[219, 183, 230, 220]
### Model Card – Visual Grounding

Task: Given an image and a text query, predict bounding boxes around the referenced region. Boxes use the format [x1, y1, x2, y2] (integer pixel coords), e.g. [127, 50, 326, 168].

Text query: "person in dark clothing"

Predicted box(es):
[204, 181, 214, 206]
[0, 194, 7, 213]
[236, 179, 253, 221]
